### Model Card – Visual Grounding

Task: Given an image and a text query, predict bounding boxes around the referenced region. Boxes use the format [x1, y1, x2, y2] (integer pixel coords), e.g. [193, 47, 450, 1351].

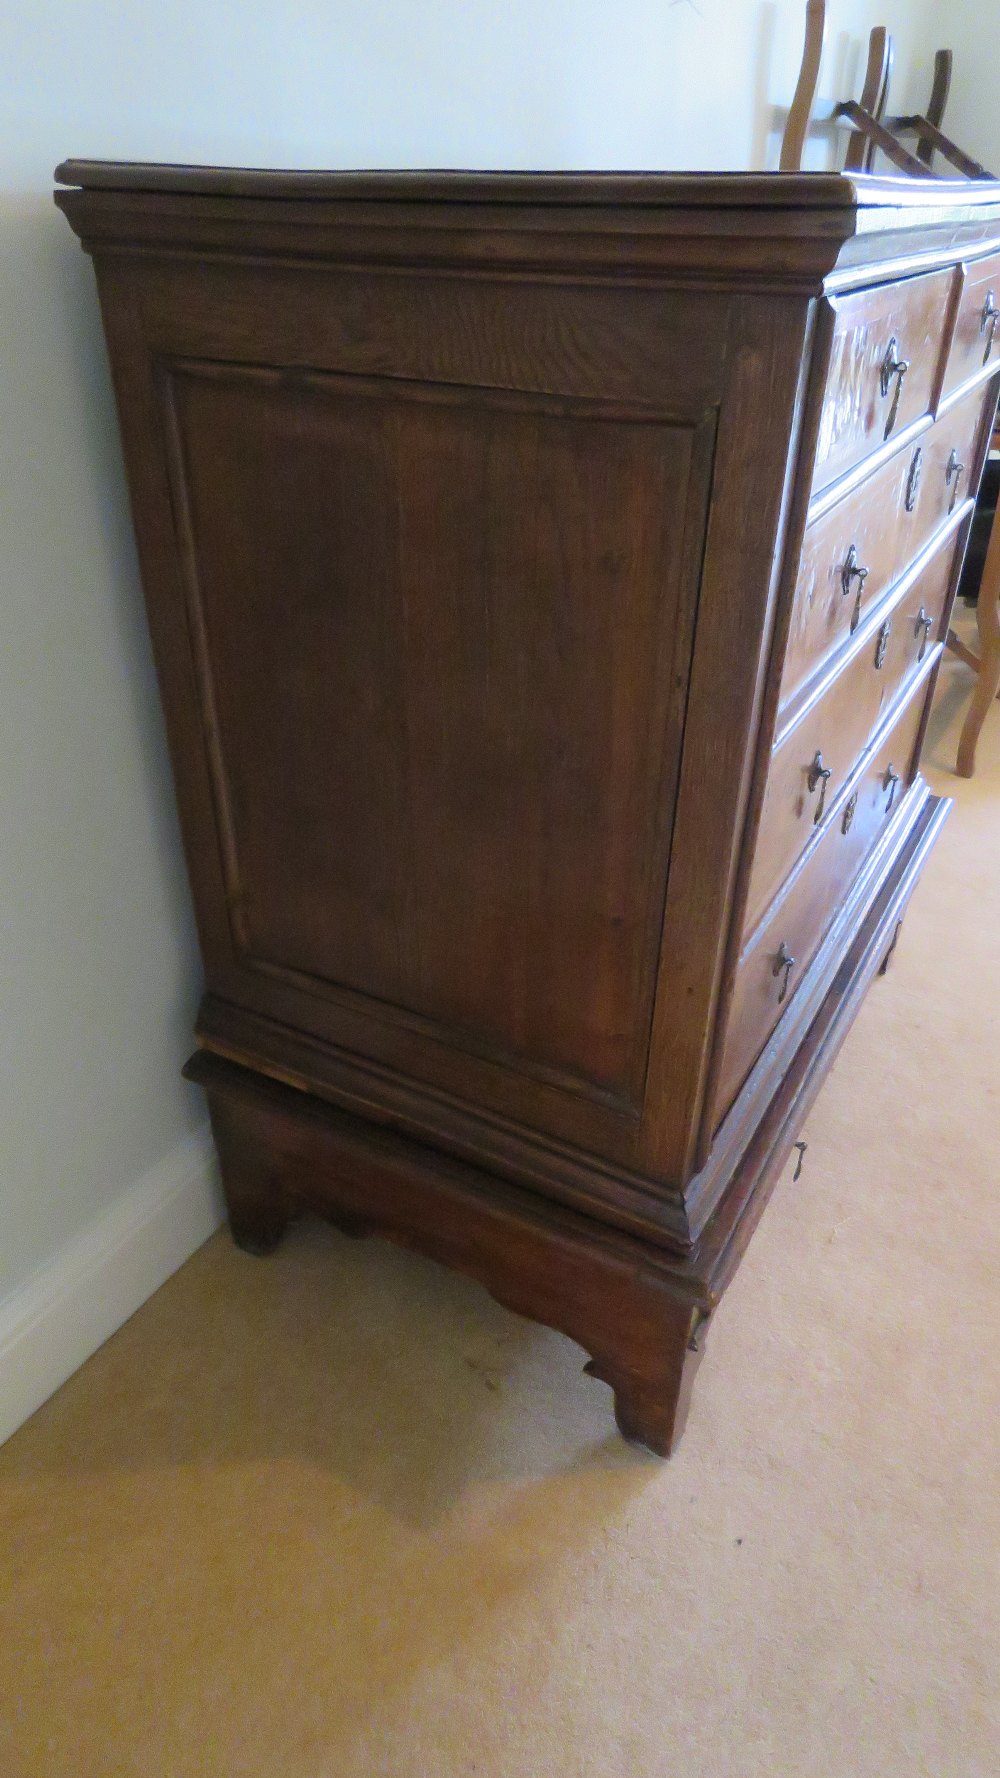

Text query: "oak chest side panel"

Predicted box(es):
[95, 249, 806, 1212]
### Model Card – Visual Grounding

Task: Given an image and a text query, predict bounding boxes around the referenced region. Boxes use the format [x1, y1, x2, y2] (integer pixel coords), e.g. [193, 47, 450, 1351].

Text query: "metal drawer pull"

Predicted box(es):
[842, 791, 858, 834]
[807, 750, 833, 823]
[880, 336, 910, 436]
[874, 617, 892, 670]
[946, 447, 966, 511]
[904, 445, 923, 513]
[841, 544, 870, 632]
[915, 605, 933, 660]
[981, 291, 999, 363]
[883, 764, 900, 811]
[773, 942, 796, 1004]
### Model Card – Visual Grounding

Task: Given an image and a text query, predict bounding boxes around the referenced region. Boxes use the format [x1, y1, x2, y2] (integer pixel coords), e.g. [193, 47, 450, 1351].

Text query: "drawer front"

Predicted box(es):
[748, 540, 954, 933]
[783, 382, 988, 712]
[813, 267, 955, 494]
[896, 382, 992, 565]
[786, 447, 913, 708]
[942, 253, 1000, 399]
[717, 682, 930, 1118]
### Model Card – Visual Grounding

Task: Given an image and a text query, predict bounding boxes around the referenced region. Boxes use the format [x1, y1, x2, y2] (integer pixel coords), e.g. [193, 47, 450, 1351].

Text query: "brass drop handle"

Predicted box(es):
[981, 291, 999, 362]
[874, 617, 892, 670]
[880, 336, 910, 435]
[883, 764, 900, 811]
[946, 447, 966, 510]
[807, 750, 832, 823]
[773, 941, 796, 1004]
[915, 605, 933, 660]
[880, 337, 910, 395]
[904, 445, 923, 514]
[841, 544, 870, 632]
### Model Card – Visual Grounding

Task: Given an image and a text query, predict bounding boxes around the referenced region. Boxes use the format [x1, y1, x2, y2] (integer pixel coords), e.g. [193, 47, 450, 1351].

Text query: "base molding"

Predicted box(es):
[189, 1052, 711, 1457]
[0, 1128, 223, 1448]
[185, 788, 951, 1457]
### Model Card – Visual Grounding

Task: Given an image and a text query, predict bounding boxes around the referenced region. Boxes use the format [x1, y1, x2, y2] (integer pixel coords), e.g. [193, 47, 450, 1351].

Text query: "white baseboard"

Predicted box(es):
[0, 1125, 225, 1447]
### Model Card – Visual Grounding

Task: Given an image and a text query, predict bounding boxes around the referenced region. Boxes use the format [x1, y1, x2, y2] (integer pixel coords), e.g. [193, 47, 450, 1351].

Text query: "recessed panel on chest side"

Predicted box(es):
[162, 357, 712, 1108]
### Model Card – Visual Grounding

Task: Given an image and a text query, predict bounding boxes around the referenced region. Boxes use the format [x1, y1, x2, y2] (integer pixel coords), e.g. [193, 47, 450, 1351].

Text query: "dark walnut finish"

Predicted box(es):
[56, 161, 1000, 1454]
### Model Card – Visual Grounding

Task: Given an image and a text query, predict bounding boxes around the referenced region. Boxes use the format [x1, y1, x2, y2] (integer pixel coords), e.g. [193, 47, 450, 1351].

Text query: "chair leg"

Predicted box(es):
[780, 0, 826, 173]
[957, 514, 1000, 778]
[845, 27, 890, 172]
[916, 48, 952, 166]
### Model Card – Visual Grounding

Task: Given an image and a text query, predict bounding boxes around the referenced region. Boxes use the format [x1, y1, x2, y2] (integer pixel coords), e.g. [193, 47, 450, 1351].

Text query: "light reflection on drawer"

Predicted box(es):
[813, 266, 955, 495]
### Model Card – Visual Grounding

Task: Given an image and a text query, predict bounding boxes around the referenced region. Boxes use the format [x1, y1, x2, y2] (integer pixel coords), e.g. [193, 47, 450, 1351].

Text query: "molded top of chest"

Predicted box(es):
[54, 162, 1000, 291]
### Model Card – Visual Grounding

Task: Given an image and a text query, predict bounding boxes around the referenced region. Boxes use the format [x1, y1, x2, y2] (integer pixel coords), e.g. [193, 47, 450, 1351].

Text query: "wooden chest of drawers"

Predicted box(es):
[56, 161, 1000, 1454]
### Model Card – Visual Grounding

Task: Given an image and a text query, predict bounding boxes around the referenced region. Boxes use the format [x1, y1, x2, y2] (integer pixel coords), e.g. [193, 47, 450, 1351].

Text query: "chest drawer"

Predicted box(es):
[942, 253, 1000, 398]
[748, 539, 954, 933]
[897, 383, 994, 564]
[786, 447, 913, 709]
[716, 677, 930, 1120]
[782, 381, 990, 712]
[813, 267, 955, 495]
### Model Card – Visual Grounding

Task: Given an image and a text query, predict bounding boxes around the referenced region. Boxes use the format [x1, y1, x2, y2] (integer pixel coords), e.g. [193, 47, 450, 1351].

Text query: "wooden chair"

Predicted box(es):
[780, 1, 993, 179]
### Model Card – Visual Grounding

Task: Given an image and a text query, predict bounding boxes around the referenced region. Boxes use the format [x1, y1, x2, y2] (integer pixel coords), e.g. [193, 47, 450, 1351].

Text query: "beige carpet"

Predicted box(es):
[2, 627, 999, 1778]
